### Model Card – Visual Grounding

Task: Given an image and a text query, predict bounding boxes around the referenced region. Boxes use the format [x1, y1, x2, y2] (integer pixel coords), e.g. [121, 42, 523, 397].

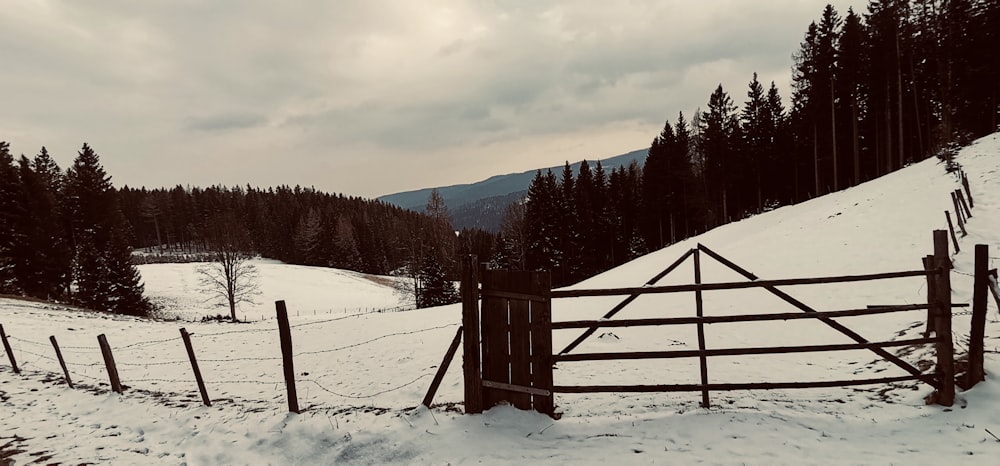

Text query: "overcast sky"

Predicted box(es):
[1, 1, 858, 198]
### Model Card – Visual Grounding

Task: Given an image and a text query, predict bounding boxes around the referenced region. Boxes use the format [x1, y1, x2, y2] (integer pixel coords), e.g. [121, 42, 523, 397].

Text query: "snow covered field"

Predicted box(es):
[137, 259, 413, 321]
[3, 133, 1000, 464]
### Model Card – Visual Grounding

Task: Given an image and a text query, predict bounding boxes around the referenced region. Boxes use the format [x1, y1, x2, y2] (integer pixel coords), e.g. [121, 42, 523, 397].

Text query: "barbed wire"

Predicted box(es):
[117, 359, 190, 367]
[7, 335, 49, 347]
[198, 355, 283, 363]
[118, 336, 179, 350]
[288, 310, 381, 330]
[293, 323, 457, 357]
[205, 379, 284, 385]
[302, 373, 432, 399]
[193, 326, 277, 337]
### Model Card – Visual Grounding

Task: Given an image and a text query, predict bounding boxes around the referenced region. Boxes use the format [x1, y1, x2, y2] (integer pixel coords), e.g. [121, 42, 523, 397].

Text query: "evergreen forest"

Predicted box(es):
[1, 1, 998, 311]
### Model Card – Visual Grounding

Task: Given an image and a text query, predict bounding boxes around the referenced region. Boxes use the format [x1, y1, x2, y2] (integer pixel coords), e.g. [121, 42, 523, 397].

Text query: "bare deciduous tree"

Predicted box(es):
[197, 214, 260, 321]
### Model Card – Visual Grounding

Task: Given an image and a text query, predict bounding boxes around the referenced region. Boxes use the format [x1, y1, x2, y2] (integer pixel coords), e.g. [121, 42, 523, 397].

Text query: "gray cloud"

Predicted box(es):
[0, 0, 862, 197]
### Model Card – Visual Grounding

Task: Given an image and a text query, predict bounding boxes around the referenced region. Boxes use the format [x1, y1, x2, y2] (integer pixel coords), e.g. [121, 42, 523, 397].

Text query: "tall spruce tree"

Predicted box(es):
[699, 84, 739, 224]
[64, 143, 150, 315]
[0, 142, 20, 293]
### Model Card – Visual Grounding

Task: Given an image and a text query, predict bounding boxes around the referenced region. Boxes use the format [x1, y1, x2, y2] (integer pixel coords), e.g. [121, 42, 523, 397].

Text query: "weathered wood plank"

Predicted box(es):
[551, 304, 940, 330]
[529, 272, 554, 416]
[693, 249, 710, 407]
[424, 326, 464, 408]
[481, 270, 511, 409]
[933, 230, 955, 405]
[553, 375, 929, 393]
[508, 273, 532, 410]
[966, 244, 987, 387]
[552, 338, 936, 362]
[483, 380, 552, 397]
[551, 269, 933, 299]
[461, 255, 483, 414]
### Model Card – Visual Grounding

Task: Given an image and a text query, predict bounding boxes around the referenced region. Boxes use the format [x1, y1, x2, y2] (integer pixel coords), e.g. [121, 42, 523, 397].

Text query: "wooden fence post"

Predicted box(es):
[932, 230, 955, 406]
[944, 211, 960, 253]
[275, 300, 300, 413]
[0, 324, 18, 375]
[180, 328, 211, 407]
[956, 189, 972, 218]
[922, 256, 936, 337]
[951, 192, 968, 236]
[693, 249, 710, 408]
[49, 336, 73, 388]
[966, 245, 988, 387]
[423, 326, 463, 408]
[97, 334, 123, 394]
[530, 271, 554, 417]
[962, 172, 974, 208]
[461, 255, 484, 414]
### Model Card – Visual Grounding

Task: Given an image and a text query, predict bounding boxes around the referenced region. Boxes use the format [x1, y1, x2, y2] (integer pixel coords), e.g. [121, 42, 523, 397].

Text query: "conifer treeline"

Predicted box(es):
[506, 1, 999, 287]
[2, 142, 480, 313]
[0, 143, 150, 315]
[117, 184, 448, 275]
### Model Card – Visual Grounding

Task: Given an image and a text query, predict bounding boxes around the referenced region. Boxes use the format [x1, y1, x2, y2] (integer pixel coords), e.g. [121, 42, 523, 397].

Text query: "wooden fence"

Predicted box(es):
[462, 230, 969, 417]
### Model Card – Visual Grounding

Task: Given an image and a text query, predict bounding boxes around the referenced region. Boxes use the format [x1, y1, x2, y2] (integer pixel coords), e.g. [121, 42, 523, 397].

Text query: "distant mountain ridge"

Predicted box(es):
[378, 148, 648, 231]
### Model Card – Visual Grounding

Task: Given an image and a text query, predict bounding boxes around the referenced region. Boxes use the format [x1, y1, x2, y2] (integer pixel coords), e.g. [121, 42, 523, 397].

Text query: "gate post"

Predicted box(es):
[932, 230, 955, 406]
[966, 244, 988, 387]
[461, 255, 484, 414]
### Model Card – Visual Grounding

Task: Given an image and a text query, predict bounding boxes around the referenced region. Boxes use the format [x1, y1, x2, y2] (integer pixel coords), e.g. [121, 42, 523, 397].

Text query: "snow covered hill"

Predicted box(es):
[3, 133, 1000, 464]
[137, 259, 412, 321]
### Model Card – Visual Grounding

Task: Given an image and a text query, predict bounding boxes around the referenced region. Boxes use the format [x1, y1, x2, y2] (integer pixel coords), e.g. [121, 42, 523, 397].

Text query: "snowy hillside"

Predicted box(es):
[3, 133, 1000, 464]
[137, 260, 412, 321]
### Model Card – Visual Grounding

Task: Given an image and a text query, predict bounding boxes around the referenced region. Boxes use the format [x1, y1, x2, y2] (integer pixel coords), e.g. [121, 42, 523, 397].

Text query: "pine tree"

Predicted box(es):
[699, 84, 738, 224]
[64, 143, 151, 315]
[0, 142, 21, 293]
[13, 154, 69, 299]
[416, 251, 458, 308]
[742, 73, 769, 212]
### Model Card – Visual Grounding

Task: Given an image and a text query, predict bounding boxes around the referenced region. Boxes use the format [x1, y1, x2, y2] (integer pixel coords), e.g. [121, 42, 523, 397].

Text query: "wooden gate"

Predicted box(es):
[462, 263, 553, 415]
[462, 230, 962, 416]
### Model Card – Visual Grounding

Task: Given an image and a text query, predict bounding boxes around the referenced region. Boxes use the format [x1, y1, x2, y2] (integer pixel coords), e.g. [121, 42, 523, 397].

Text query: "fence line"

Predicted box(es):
[304, 373, 433, 399]
[293, 323, 457, 357]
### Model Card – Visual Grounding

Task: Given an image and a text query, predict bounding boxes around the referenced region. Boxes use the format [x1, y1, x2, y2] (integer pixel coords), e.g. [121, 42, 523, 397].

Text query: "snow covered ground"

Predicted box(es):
[3, 133, 1000, 464]
[137, 259, 413, 321]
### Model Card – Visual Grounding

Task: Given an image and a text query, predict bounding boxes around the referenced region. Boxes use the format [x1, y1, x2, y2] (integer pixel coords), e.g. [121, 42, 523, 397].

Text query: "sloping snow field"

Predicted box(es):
[3, 133, 1000, 464]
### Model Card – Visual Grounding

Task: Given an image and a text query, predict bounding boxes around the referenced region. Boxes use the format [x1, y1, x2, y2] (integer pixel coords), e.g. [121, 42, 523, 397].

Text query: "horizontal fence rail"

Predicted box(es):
[552, 337, 938, 362]
[551, 269, 938, 299]
[553, 374, 932, 394]
[551, 303, 968, 329]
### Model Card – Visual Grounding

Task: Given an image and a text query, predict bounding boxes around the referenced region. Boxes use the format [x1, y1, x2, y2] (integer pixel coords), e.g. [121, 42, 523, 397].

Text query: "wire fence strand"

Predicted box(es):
[303, 373, 432, 399]
[294, 323, 457, 357]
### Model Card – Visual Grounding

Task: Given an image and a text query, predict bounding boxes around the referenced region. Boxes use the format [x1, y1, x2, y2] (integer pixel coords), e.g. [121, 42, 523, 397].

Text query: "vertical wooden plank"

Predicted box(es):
[275, 300, 300, 413]
[0, 324, 18, 374]
[956, 189, 972, 218]
[962, 172, 974, 208]
[424, 326, 464, 408]
[461, 255, 483, 414]
[508, 273, 532, 410]
[529, 271, 554, 416]
[933, 230, 955, 406]
[951, 192, 967, 236]
[49, 336, 73, 388]
[97, 334, 123, 394]
[693, 250, 710, 408]
[922, 255, 936, 337]
[180, 328, 211, 407]
[482, 270, 511, 409]
[944, 211, 960, 253]
[966, 244, 988, 387]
